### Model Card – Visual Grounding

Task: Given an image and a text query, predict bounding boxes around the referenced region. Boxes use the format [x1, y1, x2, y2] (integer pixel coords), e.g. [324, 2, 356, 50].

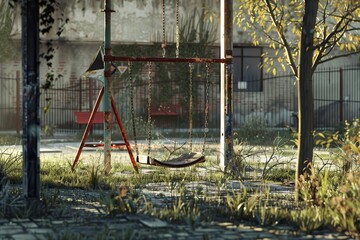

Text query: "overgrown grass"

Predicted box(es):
[1, 120, 360, 237]
[0, 134, 21, 145]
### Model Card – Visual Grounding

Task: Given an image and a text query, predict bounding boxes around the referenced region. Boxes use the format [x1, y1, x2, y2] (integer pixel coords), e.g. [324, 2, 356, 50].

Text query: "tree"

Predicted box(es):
[21, 0, 40, 207]
[235, 0, 360, 183]
[8, 0, 68, 207]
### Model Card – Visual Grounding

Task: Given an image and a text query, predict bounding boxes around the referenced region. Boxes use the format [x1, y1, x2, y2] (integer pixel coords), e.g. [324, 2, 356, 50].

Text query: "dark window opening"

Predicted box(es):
[233, 47, 263, 92]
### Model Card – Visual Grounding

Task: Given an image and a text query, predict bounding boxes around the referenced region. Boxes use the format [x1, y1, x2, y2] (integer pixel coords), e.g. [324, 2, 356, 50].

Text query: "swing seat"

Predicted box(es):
[136, 152, 205, 168]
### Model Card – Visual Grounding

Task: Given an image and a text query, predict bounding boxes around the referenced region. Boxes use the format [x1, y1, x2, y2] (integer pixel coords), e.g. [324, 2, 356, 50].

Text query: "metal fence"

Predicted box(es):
[1, 65, 359, 139]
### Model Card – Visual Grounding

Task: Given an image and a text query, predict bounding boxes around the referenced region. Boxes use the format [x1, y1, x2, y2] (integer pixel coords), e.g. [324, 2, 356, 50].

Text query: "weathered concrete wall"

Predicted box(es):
[2, 0, 359, 130]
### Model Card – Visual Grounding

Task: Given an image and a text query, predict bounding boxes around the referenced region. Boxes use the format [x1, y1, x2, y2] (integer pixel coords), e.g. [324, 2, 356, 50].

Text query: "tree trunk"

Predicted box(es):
[296, 0, 319, 189]
[22, 0, 40, 206]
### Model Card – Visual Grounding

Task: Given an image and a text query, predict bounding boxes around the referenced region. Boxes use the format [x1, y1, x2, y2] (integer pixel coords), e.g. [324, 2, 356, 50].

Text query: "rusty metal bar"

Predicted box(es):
[110, 95, 139, 173]
[103, 0, 113, 175]
[72, 87, 104, 172]
[219, 0, 234, 171]
[106, 55, 232, 64]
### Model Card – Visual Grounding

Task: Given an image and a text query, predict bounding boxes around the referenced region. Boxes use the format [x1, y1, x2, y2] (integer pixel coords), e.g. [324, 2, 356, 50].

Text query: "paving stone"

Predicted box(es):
[157, 233, 174, 238]
[50, 220, 65, 225]
[225, 225, 238, 229]
[12, 233, 37, 240]
[140, 218, 168, 228]
[237, 224, 254, 229]
[237, 228, 260, 233]
[195, 227, 221, 233]
[34, 235, 52, 240]
[0, 219, 10, 225]
[216, 222, 234, 227]
[19, 222, 38, 228]
[107, 223, 139, 230]
[10, 219, 30, 223]
[238, 232, 260, 239]
[331, 235, 352, 240]
[257, 232, 276, 238]
[220, 233, 242, 239]
[0, 226, 25, 235]
[175, 232, 190, 237]
[253, 227, 265, 232]
[27, 228, 55, 235]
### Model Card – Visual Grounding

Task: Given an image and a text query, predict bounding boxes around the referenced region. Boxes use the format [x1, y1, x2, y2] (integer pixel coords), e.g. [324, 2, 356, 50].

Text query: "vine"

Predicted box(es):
[9, 0, 69, 95]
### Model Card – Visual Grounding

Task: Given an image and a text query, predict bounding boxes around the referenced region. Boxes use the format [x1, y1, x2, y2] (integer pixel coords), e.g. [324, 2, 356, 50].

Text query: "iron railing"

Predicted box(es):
[1, 65, 359, 138]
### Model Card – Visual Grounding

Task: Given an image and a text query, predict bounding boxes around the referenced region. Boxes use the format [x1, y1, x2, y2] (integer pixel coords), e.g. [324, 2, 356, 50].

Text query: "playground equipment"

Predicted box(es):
[129, 61, 211, 168]
[72, 0, 233, 174]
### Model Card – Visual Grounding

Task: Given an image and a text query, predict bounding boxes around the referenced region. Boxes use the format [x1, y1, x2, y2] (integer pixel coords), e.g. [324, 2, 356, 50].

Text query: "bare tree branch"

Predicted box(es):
[318, 49, 360, 65]
[264, 0, 298, 76]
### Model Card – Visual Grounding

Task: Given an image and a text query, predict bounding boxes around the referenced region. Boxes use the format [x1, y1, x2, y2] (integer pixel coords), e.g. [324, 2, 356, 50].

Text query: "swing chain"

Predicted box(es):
[128, 61, 139, 156]
[161, 0, 166, 57]
[175, 0, 180, 58]
[202, 63, 211, 154]
[189, 62, 194, 151]
[147, 62, 153, 156]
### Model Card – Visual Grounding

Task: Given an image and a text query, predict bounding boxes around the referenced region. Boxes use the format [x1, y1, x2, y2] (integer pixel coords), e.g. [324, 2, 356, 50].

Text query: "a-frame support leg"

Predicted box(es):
[72, 87, 138, 173]
[111, 95, 138, 173]
[72, 87, 104, 171]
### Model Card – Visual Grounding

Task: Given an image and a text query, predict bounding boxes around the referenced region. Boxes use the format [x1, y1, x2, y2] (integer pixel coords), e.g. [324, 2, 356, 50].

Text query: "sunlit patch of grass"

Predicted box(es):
[0, 135, 21, 145]
[2, 122, 360, 238]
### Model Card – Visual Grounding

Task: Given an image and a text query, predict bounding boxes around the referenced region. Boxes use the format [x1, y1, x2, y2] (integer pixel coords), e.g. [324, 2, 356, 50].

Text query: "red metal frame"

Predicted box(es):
[71, 86, 138, 173]
[105, 55, 232, 63]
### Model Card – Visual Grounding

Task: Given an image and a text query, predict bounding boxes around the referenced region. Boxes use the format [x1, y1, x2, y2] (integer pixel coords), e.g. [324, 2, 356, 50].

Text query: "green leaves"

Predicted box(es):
[235, 0, 360, 74]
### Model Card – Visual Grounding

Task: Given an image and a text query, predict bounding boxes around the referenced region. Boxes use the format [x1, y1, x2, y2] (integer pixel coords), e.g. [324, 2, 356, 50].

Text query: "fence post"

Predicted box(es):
[339, 67, 344, 124]
[16, 70, 21, 135]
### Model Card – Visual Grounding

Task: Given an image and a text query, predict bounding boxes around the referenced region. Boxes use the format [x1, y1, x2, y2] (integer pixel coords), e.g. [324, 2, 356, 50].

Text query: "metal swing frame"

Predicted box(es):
[72, 0, 233, 173]
[71, 86, 139, 173]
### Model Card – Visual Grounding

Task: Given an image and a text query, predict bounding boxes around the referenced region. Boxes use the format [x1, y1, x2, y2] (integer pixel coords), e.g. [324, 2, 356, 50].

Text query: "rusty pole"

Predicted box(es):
[103, 0, 113, 175]
[220, 0, 234, 171]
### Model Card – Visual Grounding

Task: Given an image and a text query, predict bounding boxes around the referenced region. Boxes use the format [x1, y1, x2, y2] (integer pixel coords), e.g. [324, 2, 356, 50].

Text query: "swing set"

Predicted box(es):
[71, 0, 233, 173]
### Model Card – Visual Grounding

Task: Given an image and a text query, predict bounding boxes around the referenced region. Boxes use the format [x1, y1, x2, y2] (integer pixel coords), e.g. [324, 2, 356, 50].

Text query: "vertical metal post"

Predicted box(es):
[16, 70, 21, 135]
[219, 0, 234, 171]
[103, 0, 113, 175]
[21, 0, 40, 205]
[339, 68, 344, 124]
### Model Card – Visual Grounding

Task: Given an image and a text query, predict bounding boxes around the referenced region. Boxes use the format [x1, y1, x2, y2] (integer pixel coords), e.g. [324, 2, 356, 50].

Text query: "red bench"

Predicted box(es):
[74, 111, 126, 149]
[150, 104, 181, 116]
[74, 111, 105, 124]
[149, 104, 181, 127]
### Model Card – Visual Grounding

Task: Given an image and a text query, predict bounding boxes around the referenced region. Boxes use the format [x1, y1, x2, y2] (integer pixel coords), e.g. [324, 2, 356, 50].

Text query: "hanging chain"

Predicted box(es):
[161, 0, 166, 57]
[128, 61, 139, 157]
[202, 63, 211, 155]
[147, 62, 153, 156]
[188, 63, 194, 151]
[175, 0, 180, 58]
